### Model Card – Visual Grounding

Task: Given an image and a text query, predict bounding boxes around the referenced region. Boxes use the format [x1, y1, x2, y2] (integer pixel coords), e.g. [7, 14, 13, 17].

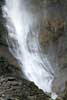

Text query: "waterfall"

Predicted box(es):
[2, 0, 58, 99]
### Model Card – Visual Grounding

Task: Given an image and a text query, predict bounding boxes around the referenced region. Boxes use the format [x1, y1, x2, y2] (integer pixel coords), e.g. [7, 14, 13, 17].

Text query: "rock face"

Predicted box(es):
[0, 76, 50, 100]
[38, 0, 67, 95]
[0, 58, 51, 100]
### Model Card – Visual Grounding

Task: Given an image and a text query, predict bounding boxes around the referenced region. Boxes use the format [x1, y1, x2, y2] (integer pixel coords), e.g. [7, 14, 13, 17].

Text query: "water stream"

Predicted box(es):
[2, 0, 59, 99]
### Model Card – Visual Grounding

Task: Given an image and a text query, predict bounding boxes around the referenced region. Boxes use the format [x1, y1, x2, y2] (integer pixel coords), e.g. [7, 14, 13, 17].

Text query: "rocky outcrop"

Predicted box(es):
[0, 76, 51, 100]
[0, 57, 51, 100]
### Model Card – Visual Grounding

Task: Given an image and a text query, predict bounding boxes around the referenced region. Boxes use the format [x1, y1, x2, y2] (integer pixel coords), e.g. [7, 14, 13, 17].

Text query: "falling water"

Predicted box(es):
[2, 0, 58, 99]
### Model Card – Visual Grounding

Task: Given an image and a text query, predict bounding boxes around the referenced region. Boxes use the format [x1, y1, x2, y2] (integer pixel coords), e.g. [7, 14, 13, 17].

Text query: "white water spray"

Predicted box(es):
[2, 0, 58, 99]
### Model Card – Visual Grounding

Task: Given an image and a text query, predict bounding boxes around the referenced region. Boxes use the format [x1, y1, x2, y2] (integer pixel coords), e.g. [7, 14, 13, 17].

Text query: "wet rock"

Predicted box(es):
[55, 82, 67, 100]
